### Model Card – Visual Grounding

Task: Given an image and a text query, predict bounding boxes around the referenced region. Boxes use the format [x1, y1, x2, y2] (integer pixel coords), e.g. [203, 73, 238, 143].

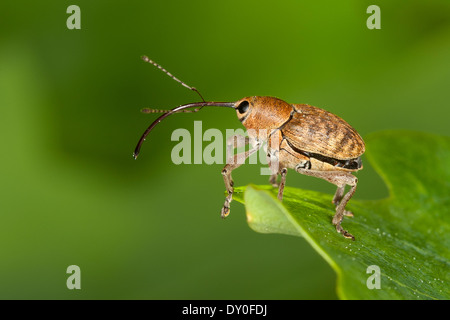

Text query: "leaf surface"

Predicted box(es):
[233, 131, 450, 299]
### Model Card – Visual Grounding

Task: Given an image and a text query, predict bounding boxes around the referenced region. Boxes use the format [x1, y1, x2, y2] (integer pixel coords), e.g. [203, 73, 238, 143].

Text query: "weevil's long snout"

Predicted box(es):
[133, 101, 236, 159]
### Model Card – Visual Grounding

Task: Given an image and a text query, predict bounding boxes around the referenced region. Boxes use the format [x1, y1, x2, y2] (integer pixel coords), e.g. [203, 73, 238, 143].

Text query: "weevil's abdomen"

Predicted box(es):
[309, 155, 363, 172]
[282, 104, 365, 161]
[278, 133, 363, 172]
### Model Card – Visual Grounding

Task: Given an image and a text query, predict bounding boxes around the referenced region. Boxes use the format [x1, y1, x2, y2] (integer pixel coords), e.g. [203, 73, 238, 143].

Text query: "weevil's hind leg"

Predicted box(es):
[333, 181, 357, 240]
[332, 186, 354, 217]
[296, 168, 358, 240]
[221, 135, 261, 218]
[332, 185, 344, 205]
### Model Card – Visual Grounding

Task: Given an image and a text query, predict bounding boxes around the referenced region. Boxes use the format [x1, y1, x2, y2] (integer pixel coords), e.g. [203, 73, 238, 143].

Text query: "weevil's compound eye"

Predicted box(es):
[237, 101, 249, 114]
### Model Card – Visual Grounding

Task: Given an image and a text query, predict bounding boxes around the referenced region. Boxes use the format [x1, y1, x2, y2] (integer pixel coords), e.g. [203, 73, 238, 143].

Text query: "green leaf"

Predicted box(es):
[233, 130, 450, 299]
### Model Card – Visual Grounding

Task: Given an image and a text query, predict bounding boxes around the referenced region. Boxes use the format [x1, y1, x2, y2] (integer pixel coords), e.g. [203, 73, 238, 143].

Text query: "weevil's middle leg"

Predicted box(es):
[267, 166, 287, 200]
[277, 168, 288, 201]
[269, 173, 278, 187]
[266, 158, 288, 200]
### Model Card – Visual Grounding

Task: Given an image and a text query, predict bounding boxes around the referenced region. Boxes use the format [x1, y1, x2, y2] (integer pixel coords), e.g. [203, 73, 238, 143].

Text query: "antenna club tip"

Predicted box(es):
[141, 55, 150, 62]
[133, 152, 139, 160]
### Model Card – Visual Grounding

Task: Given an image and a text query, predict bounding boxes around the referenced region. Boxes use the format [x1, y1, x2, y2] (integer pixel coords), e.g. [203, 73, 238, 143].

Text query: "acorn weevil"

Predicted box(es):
[134, 56, 365, 240]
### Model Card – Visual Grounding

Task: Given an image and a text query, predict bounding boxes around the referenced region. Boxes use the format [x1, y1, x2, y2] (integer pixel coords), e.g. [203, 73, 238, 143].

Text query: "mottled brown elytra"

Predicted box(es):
[134, 56, 365, 240]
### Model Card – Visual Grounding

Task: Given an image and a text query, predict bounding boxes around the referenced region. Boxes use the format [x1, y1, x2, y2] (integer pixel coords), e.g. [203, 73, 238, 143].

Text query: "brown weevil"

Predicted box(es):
[134, 56, 365, 240]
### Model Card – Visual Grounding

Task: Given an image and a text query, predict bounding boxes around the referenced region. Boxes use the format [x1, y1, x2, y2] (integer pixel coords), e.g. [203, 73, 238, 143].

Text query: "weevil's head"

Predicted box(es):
[134, 96, 293, 159]
[234, 96, 293, 130]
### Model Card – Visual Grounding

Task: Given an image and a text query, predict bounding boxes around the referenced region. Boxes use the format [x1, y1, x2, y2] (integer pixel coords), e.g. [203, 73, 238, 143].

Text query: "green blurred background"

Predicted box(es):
[0, 0, 449, 299]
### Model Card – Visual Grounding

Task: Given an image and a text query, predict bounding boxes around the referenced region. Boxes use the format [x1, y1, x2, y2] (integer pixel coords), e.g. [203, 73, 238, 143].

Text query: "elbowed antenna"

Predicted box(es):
[133, 101, 236, 159]
[135, 56, 235, 158]
[141, 56, 206, 103]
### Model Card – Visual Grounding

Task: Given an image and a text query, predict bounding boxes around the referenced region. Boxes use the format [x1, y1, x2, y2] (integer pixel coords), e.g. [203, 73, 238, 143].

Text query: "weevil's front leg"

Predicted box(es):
[221, 136, 261, 218]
